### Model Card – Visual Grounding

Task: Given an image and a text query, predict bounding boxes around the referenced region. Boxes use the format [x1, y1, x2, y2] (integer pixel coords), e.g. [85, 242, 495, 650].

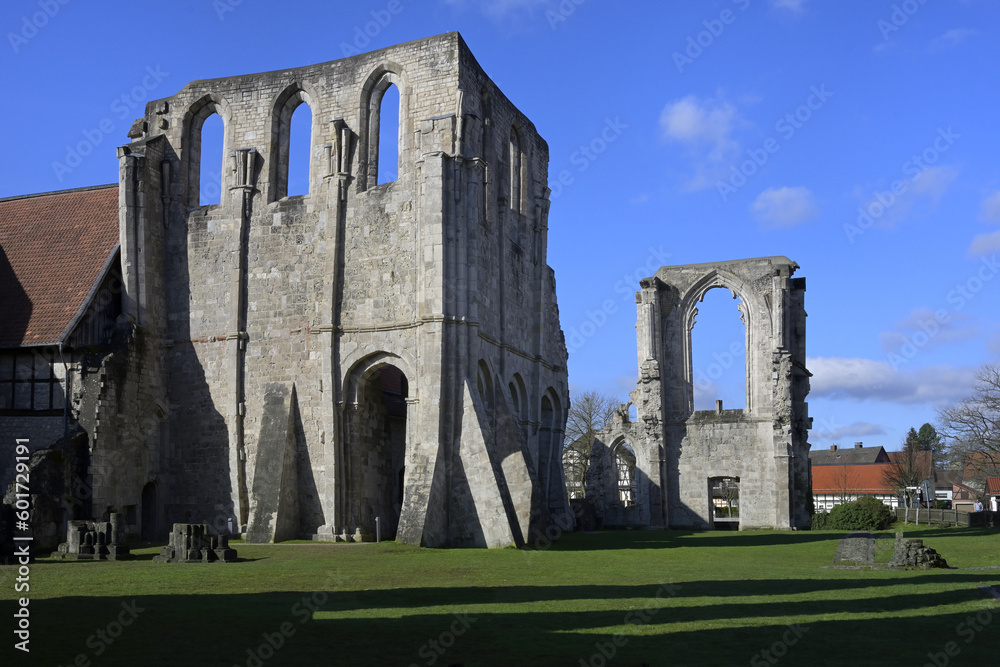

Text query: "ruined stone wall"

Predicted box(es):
[73, 321, 168, 539]
[113, 33, 568, 547]
[668, 414, 775, 529]
[0, 416, 63, 493]
[590, 257, 809, 531]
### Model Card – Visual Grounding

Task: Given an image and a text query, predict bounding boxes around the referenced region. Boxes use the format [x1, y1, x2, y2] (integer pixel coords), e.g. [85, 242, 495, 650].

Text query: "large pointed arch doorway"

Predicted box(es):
[346, 363, 409, 540]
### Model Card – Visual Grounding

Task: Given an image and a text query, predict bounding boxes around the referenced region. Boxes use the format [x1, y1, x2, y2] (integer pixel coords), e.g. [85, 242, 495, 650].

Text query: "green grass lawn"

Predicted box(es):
[3, 525, 1000, 666]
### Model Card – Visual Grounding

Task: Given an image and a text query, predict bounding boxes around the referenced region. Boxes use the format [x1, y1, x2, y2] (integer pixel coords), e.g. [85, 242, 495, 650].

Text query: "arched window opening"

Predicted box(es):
[509, 127, 522, 213]
[690, 287, 747, 411]
[508, 381, 520, 420]
[562, 444, 587, 500]
[287, 102, 312, 196]
[376, 83, 400, 184]
[198, 112, 224, 206]
[615, 442, 637, 507]
[512, 373, 528, 422]
[477, 360, 494, 413]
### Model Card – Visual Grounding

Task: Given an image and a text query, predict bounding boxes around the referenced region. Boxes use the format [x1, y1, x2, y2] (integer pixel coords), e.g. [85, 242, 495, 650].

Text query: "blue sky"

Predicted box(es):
[1, 0, 998, 452]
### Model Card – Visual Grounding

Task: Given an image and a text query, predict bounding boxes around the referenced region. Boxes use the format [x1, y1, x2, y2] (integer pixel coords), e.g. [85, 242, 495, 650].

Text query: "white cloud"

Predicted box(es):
[659, 94, 743, 191]
[660, 95, 739, 152]
[807, 357, 977, 405]
[967, 229, 1000, 257]
[980, 190, 1000, 222]
[443, 0, 551, 22]
[878, 308, 978, 355]
[629, 193, 650, 205]
[856, 165, 958, 228]
[693, 379, 721, 409]
[750, 186, 818, 228]
[930, 28, 976, 50]
[810, 421, 886, 443]
[911, 165, 957, 198]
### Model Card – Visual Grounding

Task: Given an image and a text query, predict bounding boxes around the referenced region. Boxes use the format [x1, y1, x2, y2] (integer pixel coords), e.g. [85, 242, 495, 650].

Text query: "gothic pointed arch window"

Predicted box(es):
[690, 286, 747, 411]
[186, 96, 230, 208]
[360, 67, 404, 190]
[270, 86, 315, 201]
[614, 441, 637, 506]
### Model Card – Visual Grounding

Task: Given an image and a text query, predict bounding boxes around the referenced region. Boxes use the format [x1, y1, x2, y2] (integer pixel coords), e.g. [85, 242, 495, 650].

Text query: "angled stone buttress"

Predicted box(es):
[113, 32, 570, 547]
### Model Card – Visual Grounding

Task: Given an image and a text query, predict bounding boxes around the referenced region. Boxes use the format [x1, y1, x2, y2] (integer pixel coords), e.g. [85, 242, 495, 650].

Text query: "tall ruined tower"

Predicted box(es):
[110, 33, 570, 547]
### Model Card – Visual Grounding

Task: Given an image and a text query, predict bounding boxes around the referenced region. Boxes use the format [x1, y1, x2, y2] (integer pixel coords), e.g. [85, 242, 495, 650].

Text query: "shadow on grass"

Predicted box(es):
[542, 529, 847, 551]
[540, 526, 1000, 552]
[25, 576, 1000, 667]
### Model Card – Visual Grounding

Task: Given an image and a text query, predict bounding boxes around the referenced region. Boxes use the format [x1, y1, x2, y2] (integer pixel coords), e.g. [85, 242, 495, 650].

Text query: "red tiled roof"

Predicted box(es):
[0, 185, 119, 347]
[811, 464, 898, 494]
[987, 478, 1000, 495]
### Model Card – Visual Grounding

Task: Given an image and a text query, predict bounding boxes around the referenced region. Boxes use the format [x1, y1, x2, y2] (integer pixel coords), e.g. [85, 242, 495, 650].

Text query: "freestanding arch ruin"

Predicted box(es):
[588, 257, 811, 530]
[65, 33, 571, 548]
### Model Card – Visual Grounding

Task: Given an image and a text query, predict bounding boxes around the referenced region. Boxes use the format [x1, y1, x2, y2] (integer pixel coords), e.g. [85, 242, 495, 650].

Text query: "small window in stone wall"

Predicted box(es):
[0, 351, 65, 412]
[199, 112, 225, 206]
[376, 83, 400, 185]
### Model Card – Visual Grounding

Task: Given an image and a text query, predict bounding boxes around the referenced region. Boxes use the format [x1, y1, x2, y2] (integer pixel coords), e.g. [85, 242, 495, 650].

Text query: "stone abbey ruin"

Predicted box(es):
[0, 33, 811, 552]
[587, 257, 811, 530]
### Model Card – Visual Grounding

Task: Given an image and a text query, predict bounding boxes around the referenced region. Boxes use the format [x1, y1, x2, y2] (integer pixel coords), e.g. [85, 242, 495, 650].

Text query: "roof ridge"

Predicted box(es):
[0, 183, 117, 204]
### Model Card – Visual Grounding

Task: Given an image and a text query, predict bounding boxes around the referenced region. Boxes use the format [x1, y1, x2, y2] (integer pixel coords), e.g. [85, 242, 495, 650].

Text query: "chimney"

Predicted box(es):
[830, 445, 838, 451]
[715, 399, 723, 415]
[854, 442, 863, 449]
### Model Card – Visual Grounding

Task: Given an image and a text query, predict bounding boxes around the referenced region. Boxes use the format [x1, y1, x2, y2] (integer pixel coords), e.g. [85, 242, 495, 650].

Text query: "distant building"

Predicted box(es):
[811, 464, 901, 511]
[987, 478, 1000, 512]
[808, 443, 889, 466]
[950, 477, 979, 513]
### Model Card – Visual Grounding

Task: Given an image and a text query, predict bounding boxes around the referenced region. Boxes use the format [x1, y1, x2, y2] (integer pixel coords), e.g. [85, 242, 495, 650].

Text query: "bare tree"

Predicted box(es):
[720, 478, 739, 517]
[883, 447, 924, 507]
[938, 363, 1000, 489]
[562, 390, 619, 499]
[833, 465, 854, 506]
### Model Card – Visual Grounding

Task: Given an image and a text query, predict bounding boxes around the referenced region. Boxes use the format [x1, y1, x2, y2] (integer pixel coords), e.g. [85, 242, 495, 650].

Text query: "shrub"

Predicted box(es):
[810, 512, 829, 530]
[826, 496, 895, 531]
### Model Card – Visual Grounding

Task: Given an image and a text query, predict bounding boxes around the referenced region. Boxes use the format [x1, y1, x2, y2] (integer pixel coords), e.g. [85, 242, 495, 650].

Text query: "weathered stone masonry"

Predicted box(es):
[106, 33, 570, 547]
[588, 257, 811, 530]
